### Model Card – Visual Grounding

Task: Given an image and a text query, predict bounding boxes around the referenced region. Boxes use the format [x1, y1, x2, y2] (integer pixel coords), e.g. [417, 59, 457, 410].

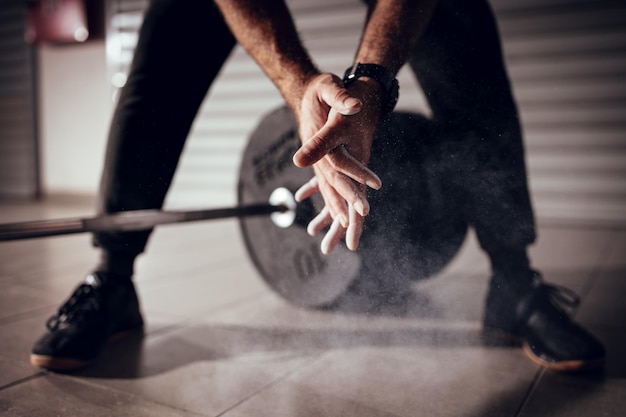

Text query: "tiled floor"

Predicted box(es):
[0, 195, 624, 416]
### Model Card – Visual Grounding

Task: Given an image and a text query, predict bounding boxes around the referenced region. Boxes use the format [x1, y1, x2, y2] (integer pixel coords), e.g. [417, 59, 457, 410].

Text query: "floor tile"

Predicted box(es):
[436, 230, 491, 277]
[576, 268, 626, 329]
[583, 327, 626, 379]
[519, 372, 626, 417]
[0, 314, 58, 365]
[0, 373, 203, 417]
[195, 284, 478, 338]
[602, 231, 626, 269]
[73, 324, 321, 416]
[528, 227, 616, 272]
[138, 261, 267, 319]
[572, 265, 626, 378]
[0, 356, 43, 389]
[0, 285, 54, 322]
[226, 346, 538, 417]
[185, 291, 536, 417]
[0, 195, 95, 224]
[0, 235, 98, 287]
[412, 271, 488, 321]
[133, 221, 249, 285]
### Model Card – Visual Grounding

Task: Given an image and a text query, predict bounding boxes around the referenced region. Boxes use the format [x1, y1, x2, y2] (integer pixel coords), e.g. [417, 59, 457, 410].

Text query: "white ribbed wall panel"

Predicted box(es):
[493, 0, 626, 224]
[0, 1, 39, 199]
[105, 0, 626, 226]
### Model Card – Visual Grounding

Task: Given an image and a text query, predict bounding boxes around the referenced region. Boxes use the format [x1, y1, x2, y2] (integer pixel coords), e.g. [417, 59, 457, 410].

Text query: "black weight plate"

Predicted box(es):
[354, 111, 468, 297]
[238, 107, 361, 307]
[238, 106, 468, 307]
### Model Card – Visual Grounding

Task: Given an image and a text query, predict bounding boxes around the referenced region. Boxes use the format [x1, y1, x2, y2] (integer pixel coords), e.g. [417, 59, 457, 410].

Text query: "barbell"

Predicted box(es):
[0, 107, 468, 308]
[0, 187, 298, 241]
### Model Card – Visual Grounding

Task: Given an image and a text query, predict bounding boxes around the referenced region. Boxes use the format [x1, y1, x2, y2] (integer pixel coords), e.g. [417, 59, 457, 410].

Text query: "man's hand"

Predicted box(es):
[293, 73, 384, 254]
[213, 0, 436, 254]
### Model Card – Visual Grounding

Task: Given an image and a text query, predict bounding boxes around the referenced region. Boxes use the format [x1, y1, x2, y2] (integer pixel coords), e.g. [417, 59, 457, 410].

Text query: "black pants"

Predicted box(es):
[94, 0, 535, 259]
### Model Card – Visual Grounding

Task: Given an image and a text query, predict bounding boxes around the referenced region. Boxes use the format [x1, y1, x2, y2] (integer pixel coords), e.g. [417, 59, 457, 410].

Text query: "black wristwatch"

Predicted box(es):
[343, 63, 399, 115]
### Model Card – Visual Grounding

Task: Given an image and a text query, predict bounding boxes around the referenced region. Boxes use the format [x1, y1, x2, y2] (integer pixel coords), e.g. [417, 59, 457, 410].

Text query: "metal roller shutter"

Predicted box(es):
[105, 0, 626, 226]
[0, 0, 40, 199]
[493, 0, 626, 225]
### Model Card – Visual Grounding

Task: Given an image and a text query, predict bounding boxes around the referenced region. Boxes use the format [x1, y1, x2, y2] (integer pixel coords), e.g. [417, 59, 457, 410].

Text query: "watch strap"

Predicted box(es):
[343, 63, 399, 115]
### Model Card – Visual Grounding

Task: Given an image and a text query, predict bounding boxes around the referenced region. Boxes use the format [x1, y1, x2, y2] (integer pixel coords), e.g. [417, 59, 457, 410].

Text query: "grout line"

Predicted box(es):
[140, 289, 270, 340]
[0, 305, 55, 326]
[576, 232, 617, 308]
[0, 371, 47, 392]
[214, 352, 328, 417]
[57, 374, 209, 417]
[513, 367, 546, 417]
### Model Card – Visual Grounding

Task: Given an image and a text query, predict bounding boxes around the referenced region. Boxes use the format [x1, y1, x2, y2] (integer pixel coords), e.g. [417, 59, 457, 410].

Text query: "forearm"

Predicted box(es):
[355, 0, 438, 73]
[213, 0, 319, 114]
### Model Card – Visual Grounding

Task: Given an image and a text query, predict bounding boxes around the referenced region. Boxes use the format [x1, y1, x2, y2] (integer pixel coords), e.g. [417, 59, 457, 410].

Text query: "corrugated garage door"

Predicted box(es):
[0, 1, 40, 199]
[105, 0, 626, 226]
[494, 0, 626, 225]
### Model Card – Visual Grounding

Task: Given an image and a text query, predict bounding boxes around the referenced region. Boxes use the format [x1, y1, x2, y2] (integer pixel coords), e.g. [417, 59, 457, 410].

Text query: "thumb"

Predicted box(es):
[321, 86, 362, 116]
[337, 96, 362, 115]
[292, 123, 338, 167]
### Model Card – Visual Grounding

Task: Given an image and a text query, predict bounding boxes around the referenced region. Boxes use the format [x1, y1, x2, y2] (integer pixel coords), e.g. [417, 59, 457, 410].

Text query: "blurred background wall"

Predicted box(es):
[0, 0, 625, 227]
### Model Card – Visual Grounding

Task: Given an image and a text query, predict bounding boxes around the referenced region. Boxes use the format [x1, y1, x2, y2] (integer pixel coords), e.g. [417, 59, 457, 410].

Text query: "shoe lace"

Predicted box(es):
[535, 282, 581, 318]
[46, 283, 103, 331]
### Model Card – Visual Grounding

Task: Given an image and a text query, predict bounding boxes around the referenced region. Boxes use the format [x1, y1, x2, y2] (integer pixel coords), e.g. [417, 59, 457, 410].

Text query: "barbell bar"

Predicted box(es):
[0, 187, 297, 242]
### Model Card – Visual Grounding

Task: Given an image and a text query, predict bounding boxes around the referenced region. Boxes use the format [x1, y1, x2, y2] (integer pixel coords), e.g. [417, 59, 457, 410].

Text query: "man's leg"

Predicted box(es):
[95, 0, 236, 274]
[31, 0, 236, 371]
[408, 0, 604, 371]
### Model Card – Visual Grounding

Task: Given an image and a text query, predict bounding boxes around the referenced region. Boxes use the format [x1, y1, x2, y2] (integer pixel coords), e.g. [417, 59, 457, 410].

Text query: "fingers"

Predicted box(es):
[312, 159, 365, 224]
[306, 206, 332, 236]
[295, 177, 319, 202]
[328, 170, 368, 217]
[331, 146, 382, 190]
[297, 176, 351, 236]
[293, 118, 342, 168]
[296, 156, 371, 254]
[298, 157, 370, 219]
[345, 205, 364, 251]
[293, 124, 381, 194]
[308, 205, 363, 255]
[302, 187, 366, 255]
[297, 176, 348, 230]
[320, 217, 346, 255]
[296, 148, 382, 195]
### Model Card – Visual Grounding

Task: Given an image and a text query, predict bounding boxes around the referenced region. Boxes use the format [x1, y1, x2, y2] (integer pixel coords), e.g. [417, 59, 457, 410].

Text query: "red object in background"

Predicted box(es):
[26, 0, 89, 44]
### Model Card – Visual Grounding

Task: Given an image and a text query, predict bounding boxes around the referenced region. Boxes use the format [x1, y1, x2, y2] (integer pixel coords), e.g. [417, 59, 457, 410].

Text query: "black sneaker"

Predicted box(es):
[30, 272, 144, 371]
[483, 271, 605, 372]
